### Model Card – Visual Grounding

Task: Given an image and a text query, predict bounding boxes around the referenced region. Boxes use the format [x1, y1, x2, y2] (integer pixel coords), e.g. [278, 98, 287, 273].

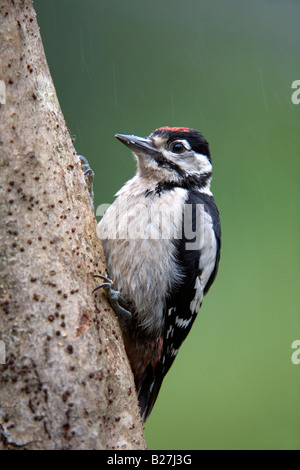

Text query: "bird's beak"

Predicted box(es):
[115, 134, 156, 155]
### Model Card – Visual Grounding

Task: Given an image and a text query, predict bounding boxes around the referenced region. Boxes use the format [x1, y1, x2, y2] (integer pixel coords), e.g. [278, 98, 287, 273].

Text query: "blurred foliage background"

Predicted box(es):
[34, 0, 300, 450]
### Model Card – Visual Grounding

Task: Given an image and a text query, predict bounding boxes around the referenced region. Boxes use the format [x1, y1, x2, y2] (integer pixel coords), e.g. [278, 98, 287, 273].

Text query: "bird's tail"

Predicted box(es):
[137, 360, 166, 423]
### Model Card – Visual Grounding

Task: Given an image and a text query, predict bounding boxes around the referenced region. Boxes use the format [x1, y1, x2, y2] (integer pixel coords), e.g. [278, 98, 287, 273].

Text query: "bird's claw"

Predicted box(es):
[93, 274, 132, 322]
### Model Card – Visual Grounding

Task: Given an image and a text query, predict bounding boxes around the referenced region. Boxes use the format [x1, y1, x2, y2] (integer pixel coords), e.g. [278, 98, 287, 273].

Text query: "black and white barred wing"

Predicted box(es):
[138, 191, 221, 422]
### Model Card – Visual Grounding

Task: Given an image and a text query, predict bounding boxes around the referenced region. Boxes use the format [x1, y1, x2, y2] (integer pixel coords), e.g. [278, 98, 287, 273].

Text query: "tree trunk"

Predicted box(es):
[0, 0, 146, 450]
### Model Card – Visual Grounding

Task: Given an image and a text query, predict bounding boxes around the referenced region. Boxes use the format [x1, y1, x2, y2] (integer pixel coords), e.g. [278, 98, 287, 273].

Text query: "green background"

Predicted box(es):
[35, 0, 300, 450]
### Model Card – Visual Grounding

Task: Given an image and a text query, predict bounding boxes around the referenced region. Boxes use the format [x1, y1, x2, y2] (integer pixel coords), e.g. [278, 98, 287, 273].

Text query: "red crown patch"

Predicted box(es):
[155, 126, 190, 133]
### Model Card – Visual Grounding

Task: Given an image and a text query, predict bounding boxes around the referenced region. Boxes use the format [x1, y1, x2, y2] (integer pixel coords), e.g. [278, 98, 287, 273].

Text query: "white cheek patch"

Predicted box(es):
[194, 153, 212, 174]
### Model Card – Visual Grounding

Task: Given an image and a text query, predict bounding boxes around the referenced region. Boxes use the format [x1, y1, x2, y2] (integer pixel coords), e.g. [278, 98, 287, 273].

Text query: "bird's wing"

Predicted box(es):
[138, 191, 221, 422]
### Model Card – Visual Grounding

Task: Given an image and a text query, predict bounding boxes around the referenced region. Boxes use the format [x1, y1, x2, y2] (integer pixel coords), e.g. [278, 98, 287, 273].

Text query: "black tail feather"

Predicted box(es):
[138, 361, 165, 423]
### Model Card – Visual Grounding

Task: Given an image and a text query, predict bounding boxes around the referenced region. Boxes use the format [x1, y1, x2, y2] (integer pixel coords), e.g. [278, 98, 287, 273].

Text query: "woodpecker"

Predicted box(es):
[95, 127, 221, 422]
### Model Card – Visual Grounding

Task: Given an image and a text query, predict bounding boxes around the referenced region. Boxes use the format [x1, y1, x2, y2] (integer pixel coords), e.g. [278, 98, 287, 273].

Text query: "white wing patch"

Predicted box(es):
[189, 213, 217, 315]
[175, 316, 193, 328]
[199, 212, 217, 289]
[189, 276, 203, 314]
[170, 347, 179, 357]
[168, 307, 176, 316]
[166, 324, 175, 339]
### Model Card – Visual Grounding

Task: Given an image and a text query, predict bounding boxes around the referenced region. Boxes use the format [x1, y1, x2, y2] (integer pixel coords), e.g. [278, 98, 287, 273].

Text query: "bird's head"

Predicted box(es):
[116, 126, 212, 191]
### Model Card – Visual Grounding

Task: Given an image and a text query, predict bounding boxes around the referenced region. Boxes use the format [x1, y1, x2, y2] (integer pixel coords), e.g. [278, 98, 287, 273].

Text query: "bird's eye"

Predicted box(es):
[171, 142, 186, 154]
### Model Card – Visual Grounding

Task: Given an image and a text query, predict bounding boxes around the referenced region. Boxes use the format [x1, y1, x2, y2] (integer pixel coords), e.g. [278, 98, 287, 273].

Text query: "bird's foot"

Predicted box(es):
[93, 274, 132, 322]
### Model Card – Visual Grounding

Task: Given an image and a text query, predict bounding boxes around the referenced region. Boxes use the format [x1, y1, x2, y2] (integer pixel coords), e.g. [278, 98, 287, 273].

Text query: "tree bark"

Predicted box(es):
[0, 0, 146, 450]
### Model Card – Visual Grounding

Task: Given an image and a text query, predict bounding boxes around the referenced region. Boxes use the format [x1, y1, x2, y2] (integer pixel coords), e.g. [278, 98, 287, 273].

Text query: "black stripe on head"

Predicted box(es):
[152, 127, 211, 163]
[150, 152, 186, 178]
